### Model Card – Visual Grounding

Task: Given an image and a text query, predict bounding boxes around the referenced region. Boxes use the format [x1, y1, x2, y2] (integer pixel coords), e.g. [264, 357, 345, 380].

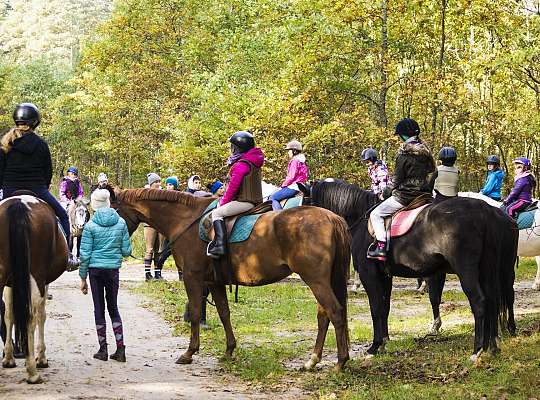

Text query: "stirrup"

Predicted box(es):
[206, 242, 223, 259]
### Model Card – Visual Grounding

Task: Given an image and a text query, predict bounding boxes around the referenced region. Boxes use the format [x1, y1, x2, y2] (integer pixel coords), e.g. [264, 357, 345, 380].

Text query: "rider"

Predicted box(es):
[270, 140, 309, 211]
[367, 118, 436, 261]
[480, 155, 504, 201]
[207, 131, 265, 258]
[430, 146, 459, 203]
[503, 157, 536, 219]
[0, 103, 79, 268]
[59, 166, 84, 208]
[361, 147, 389, 199]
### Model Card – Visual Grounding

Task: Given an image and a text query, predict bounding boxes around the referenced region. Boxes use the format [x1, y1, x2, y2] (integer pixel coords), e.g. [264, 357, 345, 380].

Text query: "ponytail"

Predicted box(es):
[1, 125, 31, 153]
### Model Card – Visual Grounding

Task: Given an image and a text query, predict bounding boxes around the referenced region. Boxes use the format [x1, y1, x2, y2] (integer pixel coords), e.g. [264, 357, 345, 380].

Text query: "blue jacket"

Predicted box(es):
[79, 208, 132, 279]
[480, 169, 504, 200]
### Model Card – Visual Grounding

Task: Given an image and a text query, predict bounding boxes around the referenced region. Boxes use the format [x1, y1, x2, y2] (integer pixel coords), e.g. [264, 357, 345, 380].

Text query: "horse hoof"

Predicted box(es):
[470, 349, 483, 364]
[37, 361, 49, 369]
[2, 360, 16, 368]
[175, 355, 193, 365]
[429, 318, 442, 334]
[26, 374, 43, 384]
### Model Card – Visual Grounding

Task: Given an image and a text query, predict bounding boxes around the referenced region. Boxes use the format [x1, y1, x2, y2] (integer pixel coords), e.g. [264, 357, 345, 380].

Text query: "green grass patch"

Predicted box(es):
[134, 279, 540, 398]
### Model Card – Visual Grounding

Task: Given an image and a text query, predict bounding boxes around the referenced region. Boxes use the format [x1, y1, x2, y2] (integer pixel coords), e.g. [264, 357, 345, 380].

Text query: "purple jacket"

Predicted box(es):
[504, 172, 536, 204]
[220, 147, 265, 206]
[281, 154, 309, 188]
[59, 177, 84, 203]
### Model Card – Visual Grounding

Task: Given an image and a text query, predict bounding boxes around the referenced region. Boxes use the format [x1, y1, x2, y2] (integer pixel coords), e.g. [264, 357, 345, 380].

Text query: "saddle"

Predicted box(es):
[368, 194, 432, 239]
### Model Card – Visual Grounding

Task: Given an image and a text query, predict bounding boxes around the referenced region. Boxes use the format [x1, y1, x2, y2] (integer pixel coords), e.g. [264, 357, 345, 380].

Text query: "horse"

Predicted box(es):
[302, 180, 518, 360]
[66, 198, 91, 257]
[0, 194, 68, 383]
[113, 188, 351, 370]
[460, 192, 540, 290]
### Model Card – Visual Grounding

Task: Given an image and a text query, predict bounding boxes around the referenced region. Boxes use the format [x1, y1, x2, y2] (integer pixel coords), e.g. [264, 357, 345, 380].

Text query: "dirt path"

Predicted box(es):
[0, 266, 279, 400]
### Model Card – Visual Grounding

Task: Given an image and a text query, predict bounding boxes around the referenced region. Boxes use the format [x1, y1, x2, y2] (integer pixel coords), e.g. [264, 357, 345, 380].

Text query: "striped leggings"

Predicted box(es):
[505, 199, 531, 218]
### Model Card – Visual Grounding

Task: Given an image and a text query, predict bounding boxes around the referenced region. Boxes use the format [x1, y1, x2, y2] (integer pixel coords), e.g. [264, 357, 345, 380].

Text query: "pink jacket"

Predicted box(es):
[281, 154, 309, 189]
[59, 177, 84, 203]
[220, 147, 265, 206]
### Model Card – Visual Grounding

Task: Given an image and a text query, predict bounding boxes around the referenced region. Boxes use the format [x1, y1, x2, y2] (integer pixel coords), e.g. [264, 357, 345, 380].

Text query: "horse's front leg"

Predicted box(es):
[359, 267, 388, 356]
[36, 287, 48, 368]
[2, 287, 16, 368]
[427, 273, 446, 334]
[175, 275, 203, 365]
[208, 283, 236, 358]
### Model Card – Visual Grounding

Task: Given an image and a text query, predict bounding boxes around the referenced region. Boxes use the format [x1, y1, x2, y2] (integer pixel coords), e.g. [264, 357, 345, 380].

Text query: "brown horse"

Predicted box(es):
[114, 188, 351, 370]
[0, 194, 68, 383]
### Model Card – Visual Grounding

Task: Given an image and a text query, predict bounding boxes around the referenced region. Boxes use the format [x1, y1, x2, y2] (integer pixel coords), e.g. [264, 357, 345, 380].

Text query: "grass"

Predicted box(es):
[134, 260, 540, 399]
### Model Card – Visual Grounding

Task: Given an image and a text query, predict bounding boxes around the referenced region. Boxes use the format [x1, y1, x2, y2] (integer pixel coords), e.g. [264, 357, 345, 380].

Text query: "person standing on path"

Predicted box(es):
[143, 173, 165, 280]
[79, 189, 132, 362]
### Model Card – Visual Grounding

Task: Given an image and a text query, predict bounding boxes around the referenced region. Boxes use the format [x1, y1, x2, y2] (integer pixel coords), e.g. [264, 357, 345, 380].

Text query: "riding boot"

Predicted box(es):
[206, 219, 227, 259]
[144, 258, 153, 281]
[154, 269, 164, 280]
[367, 240, 387, 261]
[110, 346, 126, 362]
[93, 344, 108, 361]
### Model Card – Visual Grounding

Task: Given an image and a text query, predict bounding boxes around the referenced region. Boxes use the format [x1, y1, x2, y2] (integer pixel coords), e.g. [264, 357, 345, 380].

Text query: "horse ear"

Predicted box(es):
[297, 182, 310, 196]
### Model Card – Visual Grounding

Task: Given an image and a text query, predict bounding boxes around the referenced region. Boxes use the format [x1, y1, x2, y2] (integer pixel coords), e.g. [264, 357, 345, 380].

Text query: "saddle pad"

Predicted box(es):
[517, 209, 536, 230]
[199, 200, 264, 243]
[283, 196, 302, 209]
[390, 204, 430, 237]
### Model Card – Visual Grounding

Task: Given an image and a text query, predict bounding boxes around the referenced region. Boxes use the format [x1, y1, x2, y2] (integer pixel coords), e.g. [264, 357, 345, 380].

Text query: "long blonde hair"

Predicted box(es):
[1, 124, 32, 153]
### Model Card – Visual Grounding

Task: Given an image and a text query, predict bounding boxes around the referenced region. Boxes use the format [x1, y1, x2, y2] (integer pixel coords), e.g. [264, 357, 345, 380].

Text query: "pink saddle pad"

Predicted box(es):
[390, 204, 430, 237]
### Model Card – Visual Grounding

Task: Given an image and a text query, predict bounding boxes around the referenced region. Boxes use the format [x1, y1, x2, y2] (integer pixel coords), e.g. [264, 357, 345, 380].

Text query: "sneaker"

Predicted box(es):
[367, 240, 387, 261]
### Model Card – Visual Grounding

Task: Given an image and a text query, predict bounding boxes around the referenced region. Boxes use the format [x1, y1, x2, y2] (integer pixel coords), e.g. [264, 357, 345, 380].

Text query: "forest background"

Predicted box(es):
[2, 0, 540, 194]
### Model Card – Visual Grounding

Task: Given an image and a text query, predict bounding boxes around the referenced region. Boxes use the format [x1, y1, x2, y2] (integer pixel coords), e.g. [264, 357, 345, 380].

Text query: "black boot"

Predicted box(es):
[93, 345, 108, 361]
[154, 269, 164, 280]
[145, 272, 154, 282]
[110, 346, 126, 362]
[206, 219, 227, 259]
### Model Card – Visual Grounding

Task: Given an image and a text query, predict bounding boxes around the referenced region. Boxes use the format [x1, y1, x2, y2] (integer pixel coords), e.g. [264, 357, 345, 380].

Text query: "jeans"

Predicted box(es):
[270, 187, 299, 211]
[369, 195, 405, 241]
[3, 186, 70, 238]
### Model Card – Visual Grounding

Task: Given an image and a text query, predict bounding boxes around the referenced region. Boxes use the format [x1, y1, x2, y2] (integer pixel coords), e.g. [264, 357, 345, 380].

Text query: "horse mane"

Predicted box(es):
[117, 188, 199, 207]
[312, 181, 378, 219]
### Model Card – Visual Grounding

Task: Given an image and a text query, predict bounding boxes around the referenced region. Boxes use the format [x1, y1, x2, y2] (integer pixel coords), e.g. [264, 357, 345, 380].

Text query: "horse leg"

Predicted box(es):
[2, 287, 16, 368]
[175, 277, 203, 365]
[533, 256, 540, 291]
[303, 303, 330, 370]
[459, 278, 487, 361]
[208, 284, 236, 358]
[25, 285, 42, 384]
[0, 287, 6, 345]
[427, 273, 446, 334]
[35, 288, 48, 368]
[381, 275, 392, 349]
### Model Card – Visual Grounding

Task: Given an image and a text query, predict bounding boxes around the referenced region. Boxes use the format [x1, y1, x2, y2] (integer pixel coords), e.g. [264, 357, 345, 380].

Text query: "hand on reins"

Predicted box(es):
[80, 279, 88, 295]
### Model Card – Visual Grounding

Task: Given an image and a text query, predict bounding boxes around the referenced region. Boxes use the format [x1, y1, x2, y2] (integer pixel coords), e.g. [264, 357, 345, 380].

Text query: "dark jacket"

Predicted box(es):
[391, 137, 436, 204]
[0, 131, 52, 189]
[504, 172, 536, 205]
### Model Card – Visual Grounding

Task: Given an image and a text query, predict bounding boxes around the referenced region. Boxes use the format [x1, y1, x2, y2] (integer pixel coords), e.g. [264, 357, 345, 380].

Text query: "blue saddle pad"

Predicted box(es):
[199, 200, 264, 243]
[517, 209, 536, 230]
[283, 196, 303, 209]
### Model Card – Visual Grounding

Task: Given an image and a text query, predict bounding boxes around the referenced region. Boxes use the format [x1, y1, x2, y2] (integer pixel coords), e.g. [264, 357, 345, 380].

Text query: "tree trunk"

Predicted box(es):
[431, 0, 447, 143]
[378, 0, 389, 131]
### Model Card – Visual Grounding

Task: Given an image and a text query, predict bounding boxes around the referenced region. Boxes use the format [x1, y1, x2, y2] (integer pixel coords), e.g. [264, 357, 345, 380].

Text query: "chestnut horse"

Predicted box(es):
[0, 194, 68, 383]
[114, 188, 351, 370]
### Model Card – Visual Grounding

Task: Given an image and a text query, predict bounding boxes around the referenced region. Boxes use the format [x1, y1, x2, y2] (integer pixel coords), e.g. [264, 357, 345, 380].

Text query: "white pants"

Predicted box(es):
[212, 201, 254, 221]
[369, 195, 404, 241]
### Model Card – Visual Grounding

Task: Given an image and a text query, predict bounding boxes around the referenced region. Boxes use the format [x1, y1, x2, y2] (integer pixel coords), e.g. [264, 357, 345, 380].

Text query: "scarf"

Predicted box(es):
[227, 152, 243, 166]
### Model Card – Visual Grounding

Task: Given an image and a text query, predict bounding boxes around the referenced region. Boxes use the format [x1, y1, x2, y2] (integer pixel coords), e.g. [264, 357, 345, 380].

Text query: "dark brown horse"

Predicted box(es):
[0, 194, 68, 383]
[114, 188, 351, 370]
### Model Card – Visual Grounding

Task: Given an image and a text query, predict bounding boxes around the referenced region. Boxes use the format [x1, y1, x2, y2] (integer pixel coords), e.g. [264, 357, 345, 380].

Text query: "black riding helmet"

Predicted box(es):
[395, 118, 420, 141]
[13, 103, 41, 129]
[361, 148, 378, 162]
[229, 131, 255, 153]
[438, 146, 457, 166]
[486, 155, 500, 165]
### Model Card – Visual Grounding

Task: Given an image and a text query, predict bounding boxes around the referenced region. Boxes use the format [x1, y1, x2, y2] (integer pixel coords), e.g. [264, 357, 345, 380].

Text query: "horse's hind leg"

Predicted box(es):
[303, 303, 330, 370]
[2, 287, 16, 368]
[208, 284, 236, 358]
[459, 278, 487, 361]
[533, 256, 540, 291]
[36, 288, 48, 368]
[427, 273, 446, 334]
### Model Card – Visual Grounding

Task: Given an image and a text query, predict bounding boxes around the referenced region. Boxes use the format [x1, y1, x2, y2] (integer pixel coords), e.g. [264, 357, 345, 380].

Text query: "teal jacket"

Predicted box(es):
[79, 208, 132, 279]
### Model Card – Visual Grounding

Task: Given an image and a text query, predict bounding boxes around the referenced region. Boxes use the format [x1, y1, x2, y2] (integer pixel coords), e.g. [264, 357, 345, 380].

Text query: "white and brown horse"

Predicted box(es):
[0, 194, 68, 383]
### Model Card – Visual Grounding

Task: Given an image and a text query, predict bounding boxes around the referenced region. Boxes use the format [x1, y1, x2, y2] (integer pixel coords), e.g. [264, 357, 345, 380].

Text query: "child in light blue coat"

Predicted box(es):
[80, 189, 132, 362]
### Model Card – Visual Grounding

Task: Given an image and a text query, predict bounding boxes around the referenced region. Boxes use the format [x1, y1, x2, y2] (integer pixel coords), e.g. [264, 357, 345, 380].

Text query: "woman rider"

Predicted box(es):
[207, 131, 265, 258]
[367, 118, 436, 261]
[0, 103, 79, 269]
[480, 155, 504, 201]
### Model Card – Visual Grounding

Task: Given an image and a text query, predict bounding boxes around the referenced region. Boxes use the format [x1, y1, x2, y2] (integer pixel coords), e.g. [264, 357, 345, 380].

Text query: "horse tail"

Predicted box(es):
[8, 200, 31, 356]
[497, 217, 518, 333]
[331, 214, 351, 347]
